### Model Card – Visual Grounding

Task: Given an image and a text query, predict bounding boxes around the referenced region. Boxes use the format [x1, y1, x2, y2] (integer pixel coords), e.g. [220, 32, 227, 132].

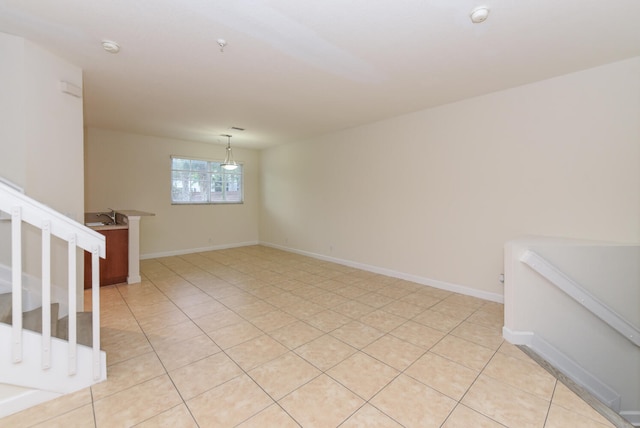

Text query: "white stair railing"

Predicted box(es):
[0, 179, 106, 382]
[521, 250, 640, 348]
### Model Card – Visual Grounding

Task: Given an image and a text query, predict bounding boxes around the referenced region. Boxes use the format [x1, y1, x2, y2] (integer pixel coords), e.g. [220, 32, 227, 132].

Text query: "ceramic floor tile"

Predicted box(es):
[462, 374, 550, 428]
[283, 301, 326, 319]
[234, 300, 278, 319]
[356, 292, 395, 309]
[127, 300, 178, 319]
[371, 374, 457, 428]
[180, 299, 226, 319]
[294, 334, 358, 371]
[497, 341, 532, 361]
[412, 309, 465, 332]
[330, 320, 385, 349]
[168, 352, 243, 400]
[359, 309, 406, 332]
[153, 333, 221, 370]
[30, 403, 95, 428]
[93, 375, 182, 427]
[340, 404, 403, 427]
[279, 374, 365, 428]
[332, 300, 376, 318]
[405, 352, 479, 401]
[389, 320, 445, 350]
[236, 404, 300, 427]
[207, 320, 264, 349]
[362, 334, 425, 371]
[415, 287, 453, 300]
[144, 320, 203, 349]
[191, 308, 244, 333]
[304, 309, 352, 332]
[187, 374, 273, 427]
[376, 285, 414, 299]
[402, 293, 443, 309]
[0, 388, 92, 428]
[249, 351, 321, 399]
[450, 320, 504, 350]
[430, 334, 495, 371]
[91, 351, 166, 400]
[467, 306, 504, 329]
[544, 404, 614, 428]
[265, 292, 305, 309]
[206, 287, 250, 303]
[442, 404, 505, 428]
[137, 309, 191, 333]
[134, 403, 198, 428]
[101, 328, 154, 366]
[249, 309, 298, 332]
[430, 300, 477, 319]
[167, 291, 217, 308]
[290, 285, 326, 298]
[327, 352, 399, 400]
[309, 291, 350, 308]
[551, 382, 614, 426]
[247, 284, 286, 299]
[443, 293, 487, 310]
[226, 334, 289, 370]
[269, 321, 324, 349]
[482, 352, 556, 400]
[380, 300, 426, 319]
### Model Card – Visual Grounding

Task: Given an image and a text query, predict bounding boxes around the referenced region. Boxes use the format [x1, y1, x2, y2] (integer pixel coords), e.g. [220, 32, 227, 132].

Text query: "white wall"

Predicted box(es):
[84, 128, 260, 257]
[0, 32, 85, 310]
[260, 57, 640, 298]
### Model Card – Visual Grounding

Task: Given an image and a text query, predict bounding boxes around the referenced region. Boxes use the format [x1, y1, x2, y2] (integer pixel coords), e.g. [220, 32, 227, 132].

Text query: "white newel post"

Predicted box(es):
[127, 215, 142, 284]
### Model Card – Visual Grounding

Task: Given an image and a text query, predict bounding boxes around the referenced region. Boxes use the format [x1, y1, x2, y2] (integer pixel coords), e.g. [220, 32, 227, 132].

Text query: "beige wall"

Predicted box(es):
[260, 57, 640, 299]
[0, 32, 85, 309]
[84, 128, 260, 257]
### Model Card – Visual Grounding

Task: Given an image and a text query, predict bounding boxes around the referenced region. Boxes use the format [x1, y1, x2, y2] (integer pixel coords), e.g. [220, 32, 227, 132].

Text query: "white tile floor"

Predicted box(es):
[0, 246, 619, 427]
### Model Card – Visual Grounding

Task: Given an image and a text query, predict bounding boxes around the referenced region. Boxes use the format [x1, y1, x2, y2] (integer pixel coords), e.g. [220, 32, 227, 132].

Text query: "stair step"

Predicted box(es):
[1, 293, 93, 346]
[56, 312, 93, 347]
[0, 298, 60, 337]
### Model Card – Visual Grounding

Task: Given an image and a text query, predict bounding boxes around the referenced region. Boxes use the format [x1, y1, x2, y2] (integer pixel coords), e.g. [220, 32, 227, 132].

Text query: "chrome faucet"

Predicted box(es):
[97, 208, 116, 224]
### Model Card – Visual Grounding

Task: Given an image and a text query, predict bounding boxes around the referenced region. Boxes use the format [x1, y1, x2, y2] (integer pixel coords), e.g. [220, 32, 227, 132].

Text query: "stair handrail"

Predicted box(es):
[0, 179, 106, 381]
[521, 249, 640, 347]
[0, 181, 105, 258]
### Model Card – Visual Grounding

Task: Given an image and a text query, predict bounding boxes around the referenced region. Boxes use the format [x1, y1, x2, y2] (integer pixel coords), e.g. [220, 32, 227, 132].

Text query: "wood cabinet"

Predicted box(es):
[84, 228, 129, 288]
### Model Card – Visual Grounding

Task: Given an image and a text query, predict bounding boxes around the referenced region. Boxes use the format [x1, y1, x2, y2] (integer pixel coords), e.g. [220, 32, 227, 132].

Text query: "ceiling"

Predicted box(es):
[1, 0, 639, 149]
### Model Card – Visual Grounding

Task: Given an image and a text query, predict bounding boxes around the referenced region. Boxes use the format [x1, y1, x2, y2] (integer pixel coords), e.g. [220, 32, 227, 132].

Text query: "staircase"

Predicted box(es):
[0, 179, 107, 418]
[504, 237, 640, 426]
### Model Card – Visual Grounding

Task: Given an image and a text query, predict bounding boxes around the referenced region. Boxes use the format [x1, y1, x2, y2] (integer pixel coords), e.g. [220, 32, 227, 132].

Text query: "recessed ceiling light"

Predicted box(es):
[102, 40, 120, 54]
[470, 7, 490, 24]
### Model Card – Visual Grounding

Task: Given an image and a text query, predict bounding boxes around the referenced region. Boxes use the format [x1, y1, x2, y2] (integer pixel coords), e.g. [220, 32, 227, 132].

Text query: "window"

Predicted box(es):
[171, 156, 243, 204]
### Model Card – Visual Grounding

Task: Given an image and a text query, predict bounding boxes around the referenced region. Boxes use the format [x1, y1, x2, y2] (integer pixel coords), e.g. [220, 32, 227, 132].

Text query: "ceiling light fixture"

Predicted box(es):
[221, 134, 238, 170]
[102, 40, 120, 53]
[470, 6, 490, 24]
[217, 39, 227, 53]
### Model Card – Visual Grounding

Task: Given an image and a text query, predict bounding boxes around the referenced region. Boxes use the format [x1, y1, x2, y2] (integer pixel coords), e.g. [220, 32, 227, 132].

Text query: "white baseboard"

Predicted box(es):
[619, 411, 640, 427]
[502, 327, 534, 345]
[140, 241, 260, 260]
[502, 327, 621, 411]
[261, 241, 504, 303]
[0, 387, 62, 419]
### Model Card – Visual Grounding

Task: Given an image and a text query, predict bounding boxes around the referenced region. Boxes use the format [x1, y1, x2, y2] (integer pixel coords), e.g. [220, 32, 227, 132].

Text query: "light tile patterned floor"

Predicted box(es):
[0, 246, 619, 427]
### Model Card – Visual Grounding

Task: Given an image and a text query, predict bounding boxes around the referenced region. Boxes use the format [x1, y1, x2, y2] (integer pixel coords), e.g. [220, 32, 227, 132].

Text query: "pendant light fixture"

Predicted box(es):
[221, 134, 238, 170]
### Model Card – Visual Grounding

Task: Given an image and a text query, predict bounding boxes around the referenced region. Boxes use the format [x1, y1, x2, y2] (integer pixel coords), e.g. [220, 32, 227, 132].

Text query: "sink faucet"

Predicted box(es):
[97, 208, 116, 224]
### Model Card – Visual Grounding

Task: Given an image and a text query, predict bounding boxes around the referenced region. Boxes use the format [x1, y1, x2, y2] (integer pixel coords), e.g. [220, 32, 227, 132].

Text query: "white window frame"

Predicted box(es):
[170, 156, 243, 204]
